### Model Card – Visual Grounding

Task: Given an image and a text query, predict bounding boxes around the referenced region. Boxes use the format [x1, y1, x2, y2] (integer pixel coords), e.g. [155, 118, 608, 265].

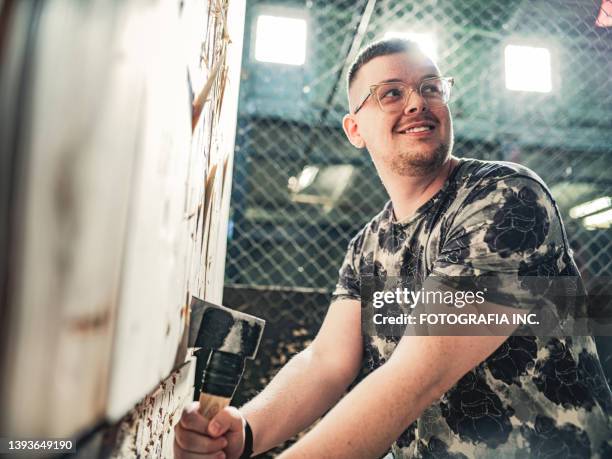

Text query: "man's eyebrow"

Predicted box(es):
[377, 78, 404, 84]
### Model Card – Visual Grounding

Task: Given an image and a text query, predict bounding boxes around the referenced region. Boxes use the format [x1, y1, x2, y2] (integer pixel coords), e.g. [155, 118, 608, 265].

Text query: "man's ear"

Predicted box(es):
[342, 114, 365, 149]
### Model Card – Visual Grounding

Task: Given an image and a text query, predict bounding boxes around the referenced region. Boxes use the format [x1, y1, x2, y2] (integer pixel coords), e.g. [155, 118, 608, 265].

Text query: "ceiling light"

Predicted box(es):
[384, 31, 437, 61]
[583, 209, 612, 230]
[504, 44, 552, 93]
[570, 196, 612, 219]
[255, 15, 307, 66]
[289, 165, 356, 212]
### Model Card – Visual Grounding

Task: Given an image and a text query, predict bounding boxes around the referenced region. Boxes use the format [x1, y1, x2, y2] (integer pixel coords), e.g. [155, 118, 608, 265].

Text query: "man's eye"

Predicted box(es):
[422, 83, 442, 94]
[381, 88, 403, 99]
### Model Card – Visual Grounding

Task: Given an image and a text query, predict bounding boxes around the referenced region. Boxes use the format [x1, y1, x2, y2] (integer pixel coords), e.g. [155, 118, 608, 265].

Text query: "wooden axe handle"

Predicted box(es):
[198, 392, 231, 420]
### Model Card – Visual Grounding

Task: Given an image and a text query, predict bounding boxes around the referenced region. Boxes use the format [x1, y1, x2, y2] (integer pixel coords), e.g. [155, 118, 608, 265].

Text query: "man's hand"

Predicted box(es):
[174, 401, 247, 459]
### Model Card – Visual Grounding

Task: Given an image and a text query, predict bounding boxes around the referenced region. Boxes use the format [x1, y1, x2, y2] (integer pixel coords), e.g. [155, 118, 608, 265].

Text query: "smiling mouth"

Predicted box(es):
[396, 125, 436, 135]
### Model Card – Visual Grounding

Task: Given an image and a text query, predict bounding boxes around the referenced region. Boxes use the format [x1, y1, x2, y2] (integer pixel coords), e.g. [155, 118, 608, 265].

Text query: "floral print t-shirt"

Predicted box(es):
[332, 158, 612, 458]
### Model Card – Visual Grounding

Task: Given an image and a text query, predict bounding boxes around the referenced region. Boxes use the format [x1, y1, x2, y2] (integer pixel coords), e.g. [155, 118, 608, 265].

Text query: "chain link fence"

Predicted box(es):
[225, 3, 612, 446]
[226, 0, 611, 309]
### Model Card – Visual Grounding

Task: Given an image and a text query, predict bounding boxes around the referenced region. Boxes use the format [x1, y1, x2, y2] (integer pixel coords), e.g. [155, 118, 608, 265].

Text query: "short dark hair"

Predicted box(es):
[346, 38, 421, 90]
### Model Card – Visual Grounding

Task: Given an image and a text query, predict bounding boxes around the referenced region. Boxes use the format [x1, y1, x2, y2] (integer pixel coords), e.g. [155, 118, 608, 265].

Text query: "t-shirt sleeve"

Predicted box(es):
[431, 175, 574, 310]
[331, 232, 363, 302]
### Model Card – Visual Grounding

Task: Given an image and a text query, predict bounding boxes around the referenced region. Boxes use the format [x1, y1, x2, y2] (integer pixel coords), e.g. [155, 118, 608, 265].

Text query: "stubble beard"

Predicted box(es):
[386, 138, 454, 177]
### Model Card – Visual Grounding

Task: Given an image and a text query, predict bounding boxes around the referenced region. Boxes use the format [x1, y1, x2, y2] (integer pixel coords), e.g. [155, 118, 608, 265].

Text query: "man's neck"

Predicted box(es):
[383, 157, 458, 221]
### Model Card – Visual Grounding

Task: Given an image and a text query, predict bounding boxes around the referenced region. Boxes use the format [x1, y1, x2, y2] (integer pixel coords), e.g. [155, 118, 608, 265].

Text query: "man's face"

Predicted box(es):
[344, 51, 454, 177]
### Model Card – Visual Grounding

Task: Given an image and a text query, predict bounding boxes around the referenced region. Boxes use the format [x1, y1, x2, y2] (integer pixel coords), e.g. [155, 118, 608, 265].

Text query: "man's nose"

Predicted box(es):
[403, 90, 429, 114]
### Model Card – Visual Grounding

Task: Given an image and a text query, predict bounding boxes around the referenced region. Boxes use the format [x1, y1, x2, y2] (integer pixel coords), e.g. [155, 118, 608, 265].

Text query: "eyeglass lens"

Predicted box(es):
[374, 78, 451, 112]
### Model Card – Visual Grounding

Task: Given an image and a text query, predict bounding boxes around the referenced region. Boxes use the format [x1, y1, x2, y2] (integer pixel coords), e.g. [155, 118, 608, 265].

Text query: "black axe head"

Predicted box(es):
[188, 297, 265, 359]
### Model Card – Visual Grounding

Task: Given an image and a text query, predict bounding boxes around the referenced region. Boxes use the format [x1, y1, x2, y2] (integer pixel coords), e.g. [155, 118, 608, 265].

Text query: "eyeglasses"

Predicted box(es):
[352, 76, 454, 114]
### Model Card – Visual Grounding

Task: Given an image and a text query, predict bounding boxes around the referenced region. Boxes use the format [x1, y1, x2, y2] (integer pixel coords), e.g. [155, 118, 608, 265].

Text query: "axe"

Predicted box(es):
[189, 297, 265, 420]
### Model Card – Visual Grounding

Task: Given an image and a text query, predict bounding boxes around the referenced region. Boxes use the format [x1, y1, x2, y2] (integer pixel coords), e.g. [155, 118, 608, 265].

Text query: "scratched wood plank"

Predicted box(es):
[1, 0, 143, 437]
[195, 0, 247, 305]
[104, 0, 196, 421]
[1, 0, 246, 445]
[107, 0, 246, 452]
[206, 4, 245, 303]
[107, 0, 246, 422]
[109, 357, 196, 458]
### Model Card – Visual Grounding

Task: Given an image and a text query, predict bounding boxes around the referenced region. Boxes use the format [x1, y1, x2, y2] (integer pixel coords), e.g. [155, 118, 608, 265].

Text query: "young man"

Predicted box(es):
[175, 39, 612, 459]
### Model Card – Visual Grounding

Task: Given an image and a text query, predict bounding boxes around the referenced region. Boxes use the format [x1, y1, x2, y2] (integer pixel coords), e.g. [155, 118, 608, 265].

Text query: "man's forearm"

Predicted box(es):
[277, 334, 510, 458]
[240, 347, 351, 455]
[276, 357, 442, 459]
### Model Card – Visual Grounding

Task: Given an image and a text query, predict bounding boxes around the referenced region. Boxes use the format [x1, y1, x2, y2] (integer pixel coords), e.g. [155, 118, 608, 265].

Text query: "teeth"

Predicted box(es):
[404, 126, 432, 133]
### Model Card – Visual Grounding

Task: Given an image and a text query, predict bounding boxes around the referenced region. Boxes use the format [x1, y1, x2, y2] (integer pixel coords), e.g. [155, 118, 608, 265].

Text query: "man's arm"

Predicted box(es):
[273, 174, 568, 458]
[242, 297, 363, 455]
[174, 298, 363, 458]
[277, 333, 509, 459]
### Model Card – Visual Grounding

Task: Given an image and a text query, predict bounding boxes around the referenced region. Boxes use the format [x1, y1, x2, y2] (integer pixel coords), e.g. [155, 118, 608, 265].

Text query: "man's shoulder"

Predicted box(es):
[345, 202, 392, 252]
[455, 158, 555, 209]
[458, 158, 548, 189]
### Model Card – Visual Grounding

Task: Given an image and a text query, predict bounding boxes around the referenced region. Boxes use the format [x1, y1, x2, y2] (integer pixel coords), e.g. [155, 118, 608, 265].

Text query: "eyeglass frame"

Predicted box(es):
[352, 76, 455, 115]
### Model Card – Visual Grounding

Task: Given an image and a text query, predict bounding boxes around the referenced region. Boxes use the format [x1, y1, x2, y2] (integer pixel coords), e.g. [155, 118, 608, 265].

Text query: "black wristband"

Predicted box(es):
[240, 418, 254, 459]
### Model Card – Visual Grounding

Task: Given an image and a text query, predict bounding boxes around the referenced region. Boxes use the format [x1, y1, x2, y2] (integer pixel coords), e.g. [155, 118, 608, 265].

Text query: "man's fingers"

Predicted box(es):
[173, 439, 226, 459]
[179, 401, 210, 433]
[175, 423, 228, 453]
[207, 407, 244, 437]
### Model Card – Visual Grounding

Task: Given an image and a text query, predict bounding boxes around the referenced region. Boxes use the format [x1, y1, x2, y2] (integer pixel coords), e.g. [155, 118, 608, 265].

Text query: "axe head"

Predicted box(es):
[188, 296, 265, 359]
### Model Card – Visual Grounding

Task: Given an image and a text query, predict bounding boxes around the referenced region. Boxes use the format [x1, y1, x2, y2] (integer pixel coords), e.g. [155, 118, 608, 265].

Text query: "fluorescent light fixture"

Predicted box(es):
[504, 44, 552, 92]
[289, 165, 356, 212]
[255, 15, 307, 66]
[583, 209, 612, 230]
[288, 166, 319, 193]
[384, 31, 437, 60]
[569, 196, 612, 219]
